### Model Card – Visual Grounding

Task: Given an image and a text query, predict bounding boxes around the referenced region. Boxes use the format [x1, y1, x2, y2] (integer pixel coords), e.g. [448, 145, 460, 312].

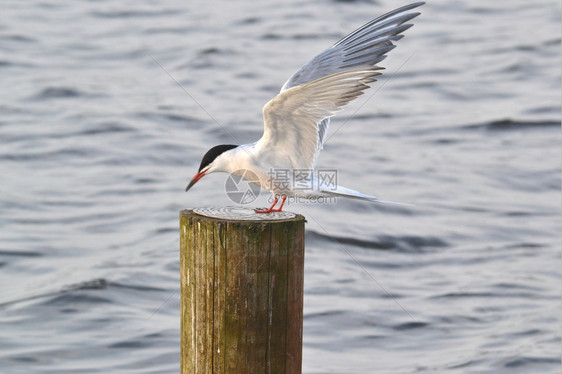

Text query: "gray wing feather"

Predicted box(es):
[281, 2, 424, 91]
[278, 2, 424, 166]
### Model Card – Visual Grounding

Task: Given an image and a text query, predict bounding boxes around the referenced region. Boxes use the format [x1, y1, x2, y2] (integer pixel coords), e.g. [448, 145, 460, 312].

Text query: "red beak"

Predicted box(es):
[185, 170, 206, 192]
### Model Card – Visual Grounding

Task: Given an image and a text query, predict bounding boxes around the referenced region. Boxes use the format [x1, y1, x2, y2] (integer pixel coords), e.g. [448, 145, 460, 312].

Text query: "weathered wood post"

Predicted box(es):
[180, 207, 305, 374]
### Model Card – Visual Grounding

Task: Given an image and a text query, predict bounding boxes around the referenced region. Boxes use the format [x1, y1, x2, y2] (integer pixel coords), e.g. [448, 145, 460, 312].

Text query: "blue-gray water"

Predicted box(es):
[1, 1, 560, 373]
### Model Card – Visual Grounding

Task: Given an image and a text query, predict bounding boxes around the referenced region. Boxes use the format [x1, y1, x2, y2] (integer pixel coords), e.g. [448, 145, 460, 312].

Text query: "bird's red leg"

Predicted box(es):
[255, 195, 278, 213]
[271, 195, 287, 212]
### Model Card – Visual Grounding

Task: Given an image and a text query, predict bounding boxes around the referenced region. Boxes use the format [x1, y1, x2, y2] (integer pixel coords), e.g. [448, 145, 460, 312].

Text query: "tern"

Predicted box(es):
[186, 2, 423, 213]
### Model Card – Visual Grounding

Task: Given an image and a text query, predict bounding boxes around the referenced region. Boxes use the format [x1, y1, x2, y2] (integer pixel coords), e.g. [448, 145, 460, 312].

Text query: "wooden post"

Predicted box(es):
[180, 207, 305, 374]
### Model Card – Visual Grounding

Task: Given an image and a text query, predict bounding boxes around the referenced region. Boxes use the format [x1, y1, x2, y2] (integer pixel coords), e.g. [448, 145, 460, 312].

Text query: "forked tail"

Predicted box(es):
[322, 185, 414, 206]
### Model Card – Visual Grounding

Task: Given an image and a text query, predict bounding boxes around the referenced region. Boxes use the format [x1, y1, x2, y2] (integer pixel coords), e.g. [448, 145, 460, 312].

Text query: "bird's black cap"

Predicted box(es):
[198, 144, 238, 172]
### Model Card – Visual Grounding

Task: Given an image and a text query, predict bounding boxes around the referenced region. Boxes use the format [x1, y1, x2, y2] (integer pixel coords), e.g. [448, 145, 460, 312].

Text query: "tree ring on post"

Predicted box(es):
[193, 206, 297, 221]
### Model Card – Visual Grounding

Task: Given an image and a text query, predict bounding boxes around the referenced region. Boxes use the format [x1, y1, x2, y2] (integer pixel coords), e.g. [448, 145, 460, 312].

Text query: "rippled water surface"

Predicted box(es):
[1, 0, 560, 373]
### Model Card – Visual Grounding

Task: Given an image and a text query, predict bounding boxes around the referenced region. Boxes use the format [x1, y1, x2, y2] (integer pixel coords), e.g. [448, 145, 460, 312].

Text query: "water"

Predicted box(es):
[1, 0, 560, 373]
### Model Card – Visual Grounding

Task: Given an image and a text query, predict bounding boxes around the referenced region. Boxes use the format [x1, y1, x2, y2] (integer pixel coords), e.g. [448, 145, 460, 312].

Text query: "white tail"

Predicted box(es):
[322, 185, 414, 206]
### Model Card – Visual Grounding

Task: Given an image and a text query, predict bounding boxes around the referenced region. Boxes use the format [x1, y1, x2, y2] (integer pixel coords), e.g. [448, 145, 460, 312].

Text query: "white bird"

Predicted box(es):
[186, 2, 424, 213]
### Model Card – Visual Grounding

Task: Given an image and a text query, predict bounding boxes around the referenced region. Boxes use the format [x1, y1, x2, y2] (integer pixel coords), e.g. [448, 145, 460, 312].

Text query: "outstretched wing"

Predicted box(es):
[255, 68, 382, 170]
[278, 2, 424, 166]
[281, 2, 424, 91]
